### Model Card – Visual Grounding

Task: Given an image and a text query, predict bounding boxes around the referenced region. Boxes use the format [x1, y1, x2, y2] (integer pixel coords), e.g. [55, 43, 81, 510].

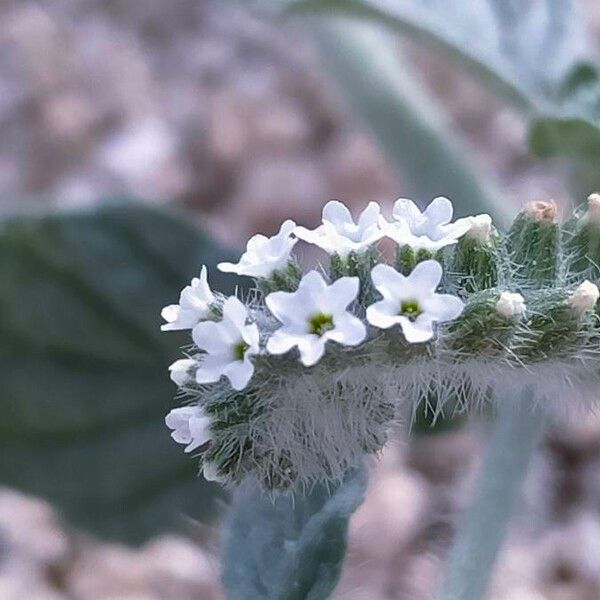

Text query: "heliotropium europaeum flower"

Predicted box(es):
[366, 260, 464, 342]
[161, 265, 215, 331]
[165, 405, 212, 453]
[295, 200, 383, 256]
[192, 296, 259, 390]
[380, 196, 472, 251]
[265, 270, 366, 366]
[218, 220, 297, 279]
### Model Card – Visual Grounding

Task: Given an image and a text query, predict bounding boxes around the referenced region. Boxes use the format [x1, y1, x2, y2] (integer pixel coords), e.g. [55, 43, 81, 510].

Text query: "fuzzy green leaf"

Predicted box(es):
[0, 202, 240, 542]
[221, 466, 367, 600]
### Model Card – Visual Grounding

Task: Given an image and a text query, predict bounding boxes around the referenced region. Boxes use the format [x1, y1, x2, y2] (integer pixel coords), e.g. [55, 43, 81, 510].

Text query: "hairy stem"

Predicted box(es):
[437, 387, 544, 600]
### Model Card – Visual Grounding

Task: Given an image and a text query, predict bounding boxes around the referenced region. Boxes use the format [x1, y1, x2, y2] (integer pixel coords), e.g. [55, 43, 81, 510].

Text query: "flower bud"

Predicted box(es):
[507, 200, 559, 287]
[451, 214, 498, 294]
[586, 193, 600, 225]
[495, 292, 526, 318]
[566, 194, 600, 283]
[567, 280, 599, 316]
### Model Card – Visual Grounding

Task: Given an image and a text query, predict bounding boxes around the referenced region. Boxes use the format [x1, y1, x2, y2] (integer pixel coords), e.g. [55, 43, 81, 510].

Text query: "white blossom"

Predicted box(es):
[366, 260, 464, 343]
[568, 280, 599, 316]
[265, 270, 366, 366]
[165, 405, 212, 453]
[495, 292, 526, 318]
[379, 196, 472, 251]
[218, 220, 297, 278]
[294, 200, 383, 256]
[192, 296, 259, 390]
[168, 358, 196, 386]
[161, 266, 215, 331]
[466, 214, 493, 243]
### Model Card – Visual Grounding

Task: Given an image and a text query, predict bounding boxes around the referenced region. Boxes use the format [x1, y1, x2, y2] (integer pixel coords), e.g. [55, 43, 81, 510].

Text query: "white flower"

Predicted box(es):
[161, 266, 215, 331]
[218, 220, 297, 278]
[366, 260, 464, 343]
[495, 292, 526, 318]
[168, 358, 197, 386]
[466, 214, 493, 243]
[192, 297, 259, 390]
[165, 405, 212, 453]
[265, 270, 366, 366]
[379, 196, 472, 251]
[294, 200, 383, 256]
[568, 280, 599, 316]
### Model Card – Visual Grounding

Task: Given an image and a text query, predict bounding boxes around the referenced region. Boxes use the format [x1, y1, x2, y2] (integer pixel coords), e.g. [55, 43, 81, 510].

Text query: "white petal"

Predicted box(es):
[327, 313, 366, 346]
[398, 316, 434, 343]
[266, 329, 303, 355]
[424, 196, 454, 225]
[442, 216, 474, 240]
[222, 296, 248, 331]
[195, 354, 230, 384]
[392, 198, 422, 225]
[192, 321, 232, 353]
[185, 414, 212, 452]
[370, 264, 405, 300]
[266, 290, 309, 326]
[366, 300, 402, 329]
[297, 336, 326, 367]
[223, 359, 254, 390]
[422, 294, 464, 322]
[165, 406, 195, 434]
[357, 201, 381, 229]
[323, 200, 353, 226]
[242, 323, 260, 352]
[406, 260, 442, 297]
[323, 277, 360, 313]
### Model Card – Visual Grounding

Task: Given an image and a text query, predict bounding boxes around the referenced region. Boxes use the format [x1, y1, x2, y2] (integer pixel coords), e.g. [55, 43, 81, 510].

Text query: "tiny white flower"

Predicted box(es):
[192, 296, 259, 390]
[495, 292, 526, 318]
[202, 461, 225, 483]
[168, 358, 197, 386]
[265, 270, 366, 366]
[294, 200, 383, 256]
[165, 405, 212, 453]
[366, 260, 464, 343]
[380, 196, 472, 251]
[466, 214, 493, 244]
[161, 266, 215, 331]
[586, 193, 600, 225]
[568, 280, 599, 316]
[218, 220, 297, 278]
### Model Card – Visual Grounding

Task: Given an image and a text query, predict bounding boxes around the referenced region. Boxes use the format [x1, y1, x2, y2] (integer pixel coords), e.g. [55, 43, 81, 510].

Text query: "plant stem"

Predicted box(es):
[436, 387, 544, 600]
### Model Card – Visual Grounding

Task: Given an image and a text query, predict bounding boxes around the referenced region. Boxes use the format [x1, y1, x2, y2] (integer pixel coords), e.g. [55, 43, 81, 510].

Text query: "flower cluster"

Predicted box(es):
[162, 196, 600, 489]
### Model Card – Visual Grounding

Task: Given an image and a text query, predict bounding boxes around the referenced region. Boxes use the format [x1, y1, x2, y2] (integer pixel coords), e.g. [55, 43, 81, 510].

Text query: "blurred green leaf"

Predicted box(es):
[0, 202, 240, 543]
[222, 466, 367, 600]
[307, 18, 511, 224]
[287, 0, 587, 111]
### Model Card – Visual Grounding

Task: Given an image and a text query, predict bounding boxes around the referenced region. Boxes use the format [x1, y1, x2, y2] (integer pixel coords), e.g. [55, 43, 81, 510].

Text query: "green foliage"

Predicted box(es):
[221, 466, 367, 600]
[282, 0, 599, 203]
[0, 202, 240, 542]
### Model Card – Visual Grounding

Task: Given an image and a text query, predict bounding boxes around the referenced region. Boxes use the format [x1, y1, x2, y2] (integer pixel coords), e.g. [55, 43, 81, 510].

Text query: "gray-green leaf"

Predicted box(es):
[0, 202, 240, 542]
[222, 466, 367, 600]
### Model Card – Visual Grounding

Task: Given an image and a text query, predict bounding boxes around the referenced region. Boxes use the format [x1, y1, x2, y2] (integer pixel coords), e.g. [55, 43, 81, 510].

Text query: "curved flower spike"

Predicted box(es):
[218, 220, 297, 278]
[165, 405, 212, 453]
[266, 270, 366, 366]
[295, 200, 383, 256]
[161, 266, 215, 331]
[380, 196, 472, 251]
[366, 260, 464, 343]
[192, 297, 259, 390]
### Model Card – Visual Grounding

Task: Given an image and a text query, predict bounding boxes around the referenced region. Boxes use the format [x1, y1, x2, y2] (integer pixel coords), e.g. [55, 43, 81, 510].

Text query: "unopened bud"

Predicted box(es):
[526, 200, 557, 223]
[495, 292, 526, 318]
[466, 214, 493, 244]
[568, 280, 599, 316]
[586, 193, 600, 225]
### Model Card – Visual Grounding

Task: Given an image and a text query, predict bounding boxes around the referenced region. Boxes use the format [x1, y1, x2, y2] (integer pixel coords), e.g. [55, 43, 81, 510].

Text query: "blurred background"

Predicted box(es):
[2, 1, 600, 598]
